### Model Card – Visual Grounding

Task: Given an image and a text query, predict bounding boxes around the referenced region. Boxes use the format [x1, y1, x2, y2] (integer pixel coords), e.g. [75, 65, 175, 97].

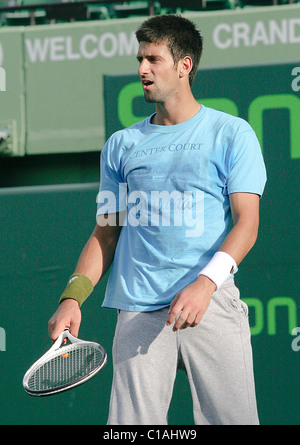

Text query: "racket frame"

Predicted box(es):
[23, 329, 107, 397]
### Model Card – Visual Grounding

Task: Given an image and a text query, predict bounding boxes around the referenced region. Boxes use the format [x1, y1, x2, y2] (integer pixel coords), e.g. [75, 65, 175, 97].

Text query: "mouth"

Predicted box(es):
[142, 79, 154, 90]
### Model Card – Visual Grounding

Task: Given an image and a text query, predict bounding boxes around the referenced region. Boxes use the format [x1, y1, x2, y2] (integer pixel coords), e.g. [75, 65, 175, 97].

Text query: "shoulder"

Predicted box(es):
[101, 117, 150, 161]
[202, 105, 253, 136]
[107, 117, 150, 145]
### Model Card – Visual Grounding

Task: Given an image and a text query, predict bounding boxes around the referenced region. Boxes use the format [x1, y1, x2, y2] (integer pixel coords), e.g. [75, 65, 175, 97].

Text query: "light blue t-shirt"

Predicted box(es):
[97, 105, 266, 311]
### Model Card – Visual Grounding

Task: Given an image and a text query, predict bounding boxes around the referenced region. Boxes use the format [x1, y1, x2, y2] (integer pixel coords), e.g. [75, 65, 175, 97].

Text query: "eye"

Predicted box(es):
[148, 56, 159, 63]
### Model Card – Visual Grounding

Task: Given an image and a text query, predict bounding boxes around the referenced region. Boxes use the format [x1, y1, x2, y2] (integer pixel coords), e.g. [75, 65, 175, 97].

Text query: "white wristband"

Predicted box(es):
[198, 251, 238, 289]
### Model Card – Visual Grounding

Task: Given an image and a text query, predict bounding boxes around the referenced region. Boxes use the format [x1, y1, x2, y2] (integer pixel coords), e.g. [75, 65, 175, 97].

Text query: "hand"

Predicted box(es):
[48, 299, 82, 342]
[166, 275, 216, 332]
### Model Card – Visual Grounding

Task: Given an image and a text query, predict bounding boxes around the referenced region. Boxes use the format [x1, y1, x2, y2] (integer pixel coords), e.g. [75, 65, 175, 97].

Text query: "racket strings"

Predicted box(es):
[27, 343, 105, 392]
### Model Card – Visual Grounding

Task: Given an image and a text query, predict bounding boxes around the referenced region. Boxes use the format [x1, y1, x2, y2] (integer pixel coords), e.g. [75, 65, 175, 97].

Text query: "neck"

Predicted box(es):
[152, 95, 201, 126]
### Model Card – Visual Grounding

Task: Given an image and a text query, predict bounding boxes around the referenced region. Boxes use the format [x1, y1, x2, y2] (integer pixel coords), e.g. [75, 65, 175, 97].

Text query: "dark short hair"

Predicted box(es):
[136, 14, 203, 85]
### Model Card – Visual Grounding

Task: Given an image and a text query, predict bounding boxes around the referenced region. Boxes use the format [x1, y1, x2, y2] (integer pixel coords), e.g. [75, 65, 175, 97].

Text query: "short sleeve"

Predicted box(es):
[96, 136, 127, 215]
[225, 129, 267, 197]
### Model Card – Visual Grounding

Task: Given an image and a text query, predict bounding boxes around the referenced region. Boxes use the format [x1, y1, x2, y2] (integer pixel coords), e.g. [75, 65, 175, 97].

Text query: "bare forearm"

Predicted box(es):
[219, 193, 260, 265]
[74, 222, 121, 286]
[219, 216, 258, 265]
[74, 233, 106, 286]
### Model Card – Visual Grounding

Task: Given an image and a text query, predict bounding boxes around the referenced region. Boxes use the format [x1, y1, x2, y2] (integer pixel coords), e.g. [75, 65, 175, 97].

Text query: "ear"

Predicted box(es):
[178, 56, 193, 80]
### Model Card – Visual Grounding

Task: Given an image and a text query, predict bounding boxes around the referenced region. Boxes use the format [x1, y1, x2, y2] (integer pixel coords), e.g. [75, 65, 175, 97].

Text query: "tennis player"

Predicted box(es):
[48, 15, 266, 425]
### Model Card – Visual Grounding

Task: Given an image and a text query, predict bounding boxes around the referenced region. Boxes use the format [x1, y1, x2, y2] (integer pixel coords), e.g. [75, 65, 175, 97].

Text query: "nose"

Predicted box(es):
[138, 59, 149, 77]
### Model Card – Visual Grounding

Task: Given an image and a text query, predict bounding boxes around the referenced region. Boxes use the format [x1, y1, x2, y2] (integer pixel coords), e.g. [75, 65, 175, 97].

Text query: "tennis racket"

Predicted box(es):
[23, 328, 107, 397]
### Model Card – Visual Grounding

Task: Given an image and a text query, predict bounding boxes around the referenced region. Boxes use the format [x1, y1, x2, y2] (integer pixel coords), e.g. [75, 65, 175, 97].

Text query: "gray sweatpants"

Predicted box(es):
[107, 279, 259, 425]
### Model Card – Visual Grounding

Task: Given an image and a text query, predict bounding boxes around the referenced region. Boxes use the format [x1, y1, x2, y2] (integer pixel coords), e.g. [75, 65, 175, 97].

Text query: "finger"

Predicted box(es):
[50, 325, 65, 343]
[166, 304, 182, 327]
[180, 314, 197, 330]
[174, 309, 200, 331]
[172, 310, 190, 332]
[48, 319, 70, 343]
[166, 294, 181, 325]
[179, 321, 189, 330]
[190, 312, 203, 328]
[69, 321, 80, 338]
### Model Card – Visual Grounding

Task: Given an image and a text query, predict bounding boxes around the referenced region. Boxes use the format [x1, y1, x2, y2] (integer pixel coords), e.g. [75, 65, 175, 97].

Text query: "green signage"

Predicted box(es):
[104, 63, 300, 160]
[0, 4, 299, 155]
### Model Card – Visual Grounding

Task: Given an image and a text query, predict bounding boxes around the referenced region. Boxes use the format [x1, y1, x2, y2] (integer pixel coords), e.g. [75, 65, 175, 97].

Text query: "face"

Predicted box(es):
[137, 41, 181, 104]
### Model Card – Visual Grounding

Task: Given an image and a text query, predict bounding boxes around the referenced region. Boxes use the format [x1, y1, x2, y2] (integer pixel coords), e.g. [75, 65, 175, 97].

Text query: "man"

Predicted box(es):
[49, 15, 266, 425]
